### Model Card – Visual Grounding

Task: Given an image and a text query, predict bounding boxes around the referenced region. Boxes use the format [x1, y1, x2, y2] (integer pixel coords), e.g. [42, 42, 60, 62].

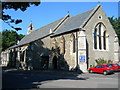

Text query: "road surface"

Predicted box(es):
[2, 67, 119, 89]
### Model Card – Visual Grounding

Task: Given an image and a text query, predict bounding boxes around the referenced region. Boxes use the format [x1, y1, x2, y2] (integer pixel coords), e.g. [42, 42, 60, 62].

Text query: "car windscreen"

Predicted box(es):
[106, 64, 113, 67]
[115, 64, 120, 66]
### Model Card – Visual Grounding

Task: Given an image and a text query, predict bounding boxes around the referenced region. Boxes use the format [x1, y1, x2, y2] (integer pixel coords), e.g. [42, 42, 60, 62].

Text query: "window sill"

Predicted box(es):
[93, 49, 109, 51]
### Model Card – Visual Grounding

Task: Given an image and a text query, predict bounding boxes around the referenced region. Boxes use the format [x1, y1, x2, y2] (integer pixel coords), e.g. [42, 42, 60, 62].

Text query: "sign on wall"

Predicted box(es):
[79, 56, 86, 62]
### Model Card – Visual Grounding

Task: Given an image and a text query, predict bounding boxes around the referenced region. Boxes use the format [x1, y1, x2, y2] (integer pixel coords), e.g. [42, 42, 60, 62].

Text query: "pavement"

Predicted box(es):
[1, 66, 120, 89]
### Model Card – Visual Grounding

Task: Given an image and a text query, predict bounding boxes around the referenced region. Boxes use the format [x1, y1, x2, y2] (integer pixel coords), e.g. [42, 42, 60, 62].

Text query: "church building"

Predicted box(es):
[1, 4, 119, 72]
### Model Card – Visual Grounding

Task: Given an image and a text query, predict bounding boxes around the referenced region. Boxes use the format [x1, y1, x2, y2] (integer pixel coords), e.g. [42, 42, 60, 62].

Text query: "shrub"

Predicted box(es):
[95, 58, 113, 64]
[108, 60, 113, 63]
[90, 64, 95, 68]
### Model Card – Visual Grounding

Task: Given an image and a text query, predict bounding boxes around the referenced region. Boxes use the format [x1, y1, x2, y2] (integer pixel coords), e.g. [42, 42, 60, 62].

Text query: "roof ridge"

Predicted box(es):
[32, 18, 63, 33]
[14, 17, 65, 48]
[81, 4, 101, 28]
[27, 14, 70, 37]
[10, 4, 101, 49]
[25, 8, 95, 36]
[19, 17, 64, 44]
[69, 8, 95, 19]
[32, 8, 95, 34]
[52, 13, 70, 33]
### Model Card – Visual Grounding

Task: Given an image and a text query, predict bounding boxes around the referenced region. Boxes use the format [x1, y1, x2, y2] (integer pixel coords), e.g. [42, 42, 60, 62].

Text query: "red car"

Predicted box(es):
[88, 64, 114, 75]
[107, 63, 120, 71]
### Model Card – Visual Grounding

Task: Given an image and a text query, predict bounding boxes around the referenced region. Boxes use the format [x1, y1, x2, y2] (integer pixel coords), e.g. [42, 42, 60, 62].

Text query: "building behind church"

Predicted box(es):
[1, 4, 119, 72]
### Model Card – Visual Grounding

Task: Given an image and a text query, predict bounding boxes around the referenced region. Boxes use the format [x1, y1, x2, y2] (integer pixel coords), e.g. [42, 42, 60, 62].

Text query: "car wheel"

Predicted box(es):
[103, 71, 107, 75]
[89, 70, 93, 73]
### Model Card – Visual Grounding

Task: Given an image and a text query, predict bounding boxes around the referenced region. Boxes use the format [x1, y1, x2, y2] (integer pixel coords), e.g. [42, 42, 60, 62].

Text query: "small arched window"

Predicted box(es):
[70, 33, 76, 53]
[60, 36, 65, 54]
[52, 38, 57, 49]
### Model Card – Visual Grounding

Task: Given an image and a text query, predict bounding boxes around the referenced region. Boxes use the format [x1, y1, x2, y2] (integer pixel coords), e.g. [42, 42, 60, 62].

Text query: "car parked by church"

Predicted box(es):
[107, 63, 120, 72]
[88, 64, 114, 75]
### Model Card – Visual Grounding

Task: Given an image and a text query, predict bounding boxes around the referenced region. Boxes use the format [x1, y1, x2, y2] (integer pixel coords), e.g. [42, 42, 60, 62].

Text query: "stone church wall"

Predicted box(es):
[29, 36, 51, 70]
[52, 32, 77, 71]
[84, 6, 118, 66]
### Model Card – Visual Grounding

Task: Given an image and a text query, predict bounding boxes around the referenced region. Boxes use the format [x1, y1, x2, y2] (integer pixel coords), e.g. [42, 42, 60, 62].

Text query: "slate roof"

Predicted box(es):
[52, 8, 95, 36]
[10, 18, 63, 49]
[9, 4, 100, 49]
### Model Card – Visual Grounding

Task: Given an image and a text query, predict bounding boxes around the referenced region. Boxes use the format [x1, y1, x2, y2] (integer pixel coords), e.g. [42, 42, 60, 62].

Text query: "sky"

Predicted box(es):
[2, 2, 119, 35]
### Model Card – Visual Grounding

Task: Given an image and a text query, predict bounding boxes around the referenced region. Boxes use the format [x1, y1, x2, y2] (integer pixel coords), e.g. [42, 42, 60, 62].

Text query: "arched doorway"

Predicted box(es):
[52, 56, 58, 69]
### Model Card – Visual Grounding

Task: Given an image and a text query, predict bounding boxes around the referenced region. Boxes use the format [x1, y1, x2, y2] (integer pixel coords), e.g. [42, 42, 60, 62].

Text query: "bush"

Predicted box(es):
[108, 60, 113, 63]
[95, 58, 113, 64]
[90, 64, 96, 68]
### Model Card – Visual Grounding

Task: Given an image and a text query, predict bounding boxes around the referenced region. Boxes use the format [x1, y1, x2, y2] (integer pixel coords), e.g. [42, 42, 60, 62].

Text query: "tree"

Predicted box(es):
[108, 17, 120, 45]
[2, 2, 40, 31]
[1, 30, 25, 51]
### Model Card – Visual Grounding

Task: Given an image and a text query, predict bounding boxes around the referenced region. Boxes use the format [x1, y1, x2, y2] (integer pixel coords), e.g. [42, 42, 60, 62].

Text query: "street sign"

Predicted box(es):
[79, 56, 85, 62]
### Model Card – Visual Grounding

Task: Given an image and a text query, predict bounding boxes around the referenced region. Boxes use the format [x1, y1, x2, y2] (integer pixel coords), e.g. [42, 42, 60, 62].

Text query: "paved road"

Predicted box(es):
[39, 72, 119, 88]
[2, 67, 119, 89]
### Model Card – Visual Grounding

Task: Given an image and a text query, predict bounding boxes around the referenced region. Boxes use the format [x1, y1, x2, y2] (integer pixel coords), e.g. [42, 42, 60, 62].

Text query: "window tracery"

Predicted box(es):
[94, 22, 109, 50]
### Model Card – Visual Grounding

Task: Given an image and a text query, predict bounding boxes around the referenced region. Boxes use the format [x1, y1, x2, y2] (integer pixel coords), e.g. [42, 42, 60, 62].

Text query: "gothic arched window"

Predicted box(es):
[94, 22, 109, 50]
[98, 23, 102, 50]
[70, 33, 75, 53]
[103, 31, 106, 50]
[52, 38, 57, 49]
[94, 28, 97, 49]
[60, 36, 65, 54]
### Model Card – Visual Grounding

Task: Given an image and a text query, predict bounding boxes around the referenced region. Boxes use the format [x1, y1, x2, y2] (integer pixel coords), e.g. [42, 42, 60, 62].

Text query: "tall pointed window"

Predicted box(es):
[94, 28, 97, 49]
[94, 22, 109, 50]
[103, 31, 106, 50]
[52, 38, 57, 49]
[98, 24, 102, 50]
[70, 33, 76, 53]
[60, 36, 65, 54]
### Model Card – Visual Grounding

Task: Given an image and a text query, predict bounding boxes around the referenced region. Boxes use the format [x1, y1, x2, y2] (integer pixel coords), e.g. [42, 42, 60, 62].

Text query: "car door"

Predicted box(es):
[94, 65, 104, 73]
[98, 65, 105, 73]
[94, 65, 101, 73]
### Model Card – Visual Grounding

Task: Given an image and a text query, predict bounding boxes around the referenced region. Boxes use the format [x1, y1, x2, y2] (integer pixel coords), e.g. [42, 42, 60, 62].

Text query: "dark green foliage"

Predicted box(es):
[2, 2, 40, 11]
[95, 58, 113, 64]
[1, 30, 25, 51]
[90, 64, 95, 68]
[108, 60, 113, 63]
[108, 17, 120, 45]
[2, 2, 40, 31]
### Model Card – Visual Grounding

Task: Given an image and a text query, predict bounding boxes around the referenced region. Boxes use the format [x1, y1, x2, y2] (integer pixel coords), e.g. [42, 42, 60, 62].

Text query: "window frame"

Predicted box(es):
[93, 22, 109, 51]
